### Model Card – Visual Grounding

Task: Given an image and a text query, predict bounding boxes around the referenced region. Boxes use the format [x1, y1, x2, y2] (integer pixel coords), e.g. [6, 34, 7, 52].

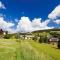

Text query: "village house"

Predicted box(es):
[48, 37, 59, 46]
[0, 29, 6, 38]
[17, 32, 34, 40]
[0, 29, 4, 38]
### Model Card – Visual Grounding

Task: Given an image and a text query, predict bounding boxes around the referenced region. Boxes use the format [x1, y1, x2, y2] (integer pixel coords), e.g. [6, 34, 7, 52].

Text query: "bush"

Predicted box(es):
[32, 36, 37, 41]
[39, 35, 47, 43]
[4, 34, 11, 39]
[39, 36, 42, 43]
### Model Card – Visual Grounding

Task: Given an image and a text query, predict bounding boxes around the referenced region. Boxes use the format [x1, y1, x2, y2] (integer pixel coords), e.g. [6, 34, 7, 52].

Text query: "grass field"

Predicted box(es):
[0, 39, 60, 60]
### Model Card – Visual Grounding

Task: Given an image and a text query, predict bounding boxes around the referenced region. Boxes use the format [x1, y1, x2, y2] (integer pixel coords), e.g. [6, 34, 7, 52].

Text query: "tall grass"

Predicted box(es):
[29, 40, 60, 60]
[0, 39, 60, 60]
[16, 40, 41, 60]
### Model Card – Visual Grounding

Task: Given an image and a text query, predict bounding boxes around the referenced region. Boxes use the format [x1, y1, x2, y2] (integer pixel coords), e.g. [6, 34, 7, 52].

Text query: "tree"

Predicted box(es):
[4, 34, 11, 39]
[58, 40, 60, 49]
[32, 35, 37, 41]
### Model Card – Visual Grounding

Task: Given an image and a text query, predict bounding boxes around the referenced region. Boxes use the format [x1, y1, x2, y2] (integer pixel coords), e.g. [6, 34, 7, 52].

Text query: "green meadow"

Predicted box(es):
[0, 39, 60, 60]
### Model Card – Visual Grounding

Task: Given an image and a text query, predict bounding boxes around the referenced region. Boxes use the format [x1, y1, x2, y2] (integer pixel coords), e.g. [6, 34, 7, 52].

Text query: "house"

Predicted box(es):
[0, 29, 3, 34]
[48, 37, 59, 45]
[18, 32, 34, 40]
[0, 29, 6, 38]
[0, 29, 4, 38]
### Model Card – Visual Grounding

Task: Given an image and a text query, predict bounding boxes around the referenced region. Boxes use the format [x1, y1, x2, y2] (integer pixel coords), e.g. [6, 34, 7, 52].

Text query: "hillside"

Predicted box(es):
[32, 28, 60, 33]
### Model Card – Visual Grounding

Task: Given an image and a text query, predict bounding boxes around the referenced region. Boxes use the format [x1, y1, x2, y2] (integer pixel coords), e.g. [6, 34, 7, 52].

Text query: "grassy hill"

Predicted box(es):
[32, 28, 60, 33]
[0, 39, 60, 60]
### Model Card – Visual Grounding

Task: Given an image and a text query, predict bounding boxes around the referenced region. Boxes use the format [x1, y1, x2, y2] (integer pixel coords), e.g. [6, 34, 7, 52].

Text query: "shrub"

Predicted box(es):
[32, 36, 37, 41]
[39, 35, 47, 43]
[4, 34, 11, 39]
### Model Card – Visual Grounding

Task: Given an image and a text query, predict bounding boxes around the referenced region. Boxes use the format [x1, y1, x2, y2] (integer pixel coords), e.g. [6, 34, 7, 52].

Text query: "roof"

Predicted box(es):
[49, 37, 59, 42]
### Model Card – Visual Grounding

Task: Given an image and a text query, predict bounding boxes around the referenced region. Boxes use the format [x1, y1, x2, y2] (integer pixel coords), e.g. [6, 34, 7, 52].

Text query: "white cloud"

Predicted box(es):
[54, 19, 60, 24]
[32, 18, 41, 28]
[32, 19, 53, 31]
[0, 17, 15, 33]
[16, 16, 53, 32]
[0, 16, 54, 33]
[41, 19, 50, 27]
[16, 16, 33, 32]
[0, 1, 6, 9]
[0, 15, 54, 33]
[48, 5, 60, 19]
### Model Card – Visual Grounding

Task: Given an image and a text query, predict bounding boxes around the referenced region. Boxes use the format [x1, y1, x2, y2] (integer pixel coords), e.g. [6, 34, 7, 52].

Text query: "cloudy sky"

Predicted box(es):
[0, 0, 60, 33]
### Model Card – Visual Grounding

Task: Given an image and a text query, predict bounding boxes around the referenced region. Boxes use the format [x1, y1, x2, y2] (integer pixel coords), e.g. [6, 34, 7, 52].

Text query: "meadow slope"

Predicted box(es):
[0, 39, 60, 60]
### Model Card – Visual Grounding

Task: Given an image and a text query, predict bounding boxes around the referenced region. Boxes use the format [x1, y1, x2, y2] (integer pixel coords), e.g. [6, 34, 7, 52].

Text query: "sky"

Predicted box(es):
[0, 0, 60, 33]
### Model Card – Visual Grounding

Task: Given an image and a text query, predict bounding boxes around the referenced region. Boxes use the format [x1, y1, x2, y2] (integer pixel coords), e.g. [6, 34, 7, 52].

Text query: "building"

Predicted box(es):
[48, 37, 59, 45]
[0, 29, 6, 38]
[0, 29, 4, 38]
[17, 32, 34, 40]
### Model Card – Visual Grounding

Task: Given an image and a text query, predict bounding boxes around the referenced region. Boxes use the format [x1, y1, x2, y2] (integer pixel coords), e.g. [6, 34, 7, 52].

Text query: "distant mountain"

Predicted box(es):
[32, 28, 60, 33]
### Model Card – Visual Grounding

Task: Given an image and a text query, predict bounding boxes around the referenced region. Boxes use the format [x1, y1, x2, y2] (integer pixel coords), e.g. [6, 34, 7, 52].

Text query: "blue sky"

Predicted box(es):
[0, 0, 60, 19]
[0, 0, 60, 33]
